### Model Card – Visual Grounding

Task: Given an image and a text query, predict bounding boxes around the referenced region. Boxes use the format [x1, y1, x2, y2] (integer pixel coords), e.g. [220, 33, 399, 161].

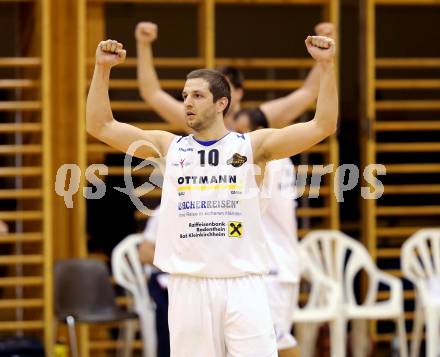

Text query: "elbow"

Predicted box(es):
[86, 121, 100, 138]
[327, 118, 338, 135]
[138, 87, 151, 102]
[138, 82, 159, 103]
[314, 114, 338, 138]
[86, 115, 106, 138]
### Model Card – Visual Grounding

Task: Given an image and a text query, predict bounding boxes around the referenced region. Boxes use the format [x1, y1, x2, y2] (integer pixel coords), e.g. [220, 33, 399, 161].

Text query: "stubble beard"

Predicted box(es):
[187, 108, 216, 132]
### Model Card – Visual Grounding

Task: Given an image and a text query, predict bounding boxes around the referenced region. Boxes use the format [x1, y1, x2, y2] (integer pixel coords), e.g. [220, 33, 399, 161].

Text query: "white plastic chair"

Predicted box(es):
[301, 230, 407, 357]
[292, 246, 345, 357]
[112, 234, 157, 357]
[401, 228, 440, 357]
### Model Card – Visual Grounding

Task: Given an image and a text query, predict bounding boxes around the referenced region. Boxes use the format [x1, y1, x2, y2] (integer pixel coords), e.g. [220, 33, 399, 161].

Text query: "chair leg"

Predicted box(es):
[410, 303, 423, 357]
[116, 319, 136, 357]
[295, 322, 319, 357]
[425, 308, 439, 357]
[66, 316, 79, 357]
[330, 318, 346, 357]
[140, 312, 157, 357]
[351, 320, 370, 357]
[396, 315, 408, 357]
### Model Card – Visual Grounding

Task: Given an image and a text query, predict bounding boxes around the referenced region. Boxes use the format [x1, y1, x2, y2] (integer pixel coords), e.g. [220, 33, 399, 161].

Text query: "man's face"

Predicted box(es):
[182, 78, 217, 131]
[234, 113, 252, 134]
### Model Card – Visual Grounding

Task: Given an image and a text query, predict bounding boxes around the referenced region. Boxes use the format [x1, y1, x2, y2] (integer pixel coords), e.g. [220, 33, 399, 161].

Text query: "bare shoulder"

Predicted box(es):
[143, 129, 176, 155]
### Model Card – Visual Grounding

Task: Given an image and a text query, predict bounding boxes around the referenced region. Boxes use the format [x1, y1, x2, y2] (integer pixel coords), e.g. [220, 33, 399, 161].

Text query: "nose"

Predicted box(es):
[184, 96, 194, 107]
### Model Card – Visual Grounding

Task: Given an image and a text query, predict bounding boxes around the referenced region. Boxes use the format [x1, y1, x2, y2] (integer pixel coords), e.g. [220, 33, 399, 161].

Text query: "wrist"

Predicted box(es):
[136, 41, 152, 49]
[317, 60, 335, 71]
[94, 63, 112, 78]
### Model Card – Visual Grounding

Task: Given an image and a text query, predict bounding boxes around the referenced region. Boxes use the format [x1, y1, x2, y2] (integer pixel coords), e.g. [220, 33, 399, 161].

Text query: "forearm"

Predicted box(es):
[86, 65, 114, 136]
[136, 43, 188, 131]
[137, 43, 161, 99]
[313, 62, 338, 133]
[302, 62, 321, 99]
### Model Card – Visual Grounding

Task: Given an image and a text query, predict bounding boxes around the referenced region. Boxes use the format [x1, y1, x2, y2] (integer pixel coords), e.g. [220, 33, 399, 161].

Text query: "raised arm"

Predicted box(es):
[260, 22, 336, 128]
[87, 39, 175, 159]
[135, 22, 189, 132]
[252, 36, 338, 162]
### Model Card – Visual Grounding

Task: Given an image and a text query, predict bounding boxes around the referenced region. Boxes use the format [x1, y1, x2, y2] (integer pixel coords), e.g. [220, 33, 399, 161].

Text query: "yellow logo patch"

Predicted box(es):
[228, 221, 243, 238]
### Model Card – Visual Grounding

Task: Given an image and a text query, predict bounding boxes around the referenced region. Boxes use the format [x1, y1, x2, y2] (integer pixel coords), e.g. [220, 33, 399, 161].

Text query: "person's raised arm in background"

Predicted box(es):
[135, 23, 188, 132]
[87, 39, 175, 159]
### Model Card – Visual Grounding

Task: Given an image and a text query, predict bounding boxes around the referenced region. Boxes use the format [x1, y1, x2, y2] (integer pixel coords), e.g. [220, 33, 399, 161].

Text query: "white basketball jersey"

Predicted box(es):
[261, 159, 299, 283]
[154, 132, 270, 278]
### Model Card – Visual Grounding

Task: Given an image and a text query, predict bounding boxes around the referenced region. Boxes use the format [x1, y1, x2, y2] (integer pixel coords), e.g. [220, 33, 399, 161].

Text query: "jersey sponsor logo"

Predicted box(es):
[227, 153, 247, 168]
[178, 200, 239, 210]
[228, 221, 243, 238]
[177, 175, 237, 185]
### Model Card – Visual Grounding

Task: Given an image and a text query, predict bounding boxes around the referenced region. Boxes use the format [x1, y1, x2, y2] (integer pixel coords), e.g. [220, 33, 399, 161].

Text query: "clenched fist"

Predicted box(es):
[96, 39, 126, 68]
[135, 22, 158, 45]
[305, 36, 336, 64]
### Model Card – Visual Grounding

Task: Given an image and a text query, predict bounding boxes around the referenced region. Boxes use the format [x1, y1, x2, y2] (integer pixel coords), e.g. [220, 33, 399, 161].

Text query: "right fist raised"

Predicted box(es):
[135, 22, 158, 45]
[96, 40, 126, 67]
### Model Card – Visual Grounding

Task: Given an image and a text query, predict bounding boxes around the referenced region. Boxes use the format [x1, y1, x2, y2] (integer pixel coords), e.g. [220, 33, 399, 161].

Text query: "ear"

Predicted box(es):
[216, 97, 229, 114]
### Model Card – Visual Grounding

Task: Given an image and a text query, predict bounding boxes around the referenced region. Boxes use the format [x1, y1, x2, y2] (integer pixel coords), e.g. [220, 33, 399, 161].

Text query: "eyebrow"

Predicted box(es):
[182, 90, 203, 97]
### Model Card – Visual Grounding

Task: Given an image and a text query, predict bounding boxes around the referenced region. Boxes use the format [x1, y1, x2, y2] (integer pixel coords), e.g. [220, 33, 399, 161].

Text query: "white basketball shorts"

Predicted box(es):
[168, 274, 278, 357]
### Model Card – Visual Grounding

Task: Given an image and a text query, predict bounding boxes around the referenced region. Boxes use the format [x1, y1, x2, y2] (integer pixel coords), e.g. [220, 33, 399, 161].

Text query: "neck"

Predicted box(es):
[193, 117, 229, 141]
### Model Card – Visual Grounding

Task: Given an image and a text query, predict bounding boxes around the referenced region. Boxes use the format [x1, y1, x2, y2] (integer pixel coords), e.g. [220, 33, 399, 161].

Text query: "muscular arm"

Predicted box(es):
[87, 40, 175, 159]
[136, 22, 189, 133]
[252, 37, 338, 162]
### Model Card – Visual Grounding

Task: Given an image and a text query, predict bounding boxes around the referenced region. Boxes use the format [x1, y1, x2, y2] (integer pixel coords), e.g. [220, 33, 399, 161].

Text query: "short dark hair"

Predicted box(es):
[186, 69, 231, 116]
[217, 66, 244, 89]
[234, 108, 269, 130]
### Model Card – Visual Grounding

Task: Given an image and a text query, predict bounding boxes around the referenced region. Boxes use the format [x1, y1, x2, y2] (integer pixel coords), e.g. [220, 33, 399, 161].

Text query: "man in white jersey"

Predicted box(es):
[87, 35, 337, 356]
[136, 22, 335, 357]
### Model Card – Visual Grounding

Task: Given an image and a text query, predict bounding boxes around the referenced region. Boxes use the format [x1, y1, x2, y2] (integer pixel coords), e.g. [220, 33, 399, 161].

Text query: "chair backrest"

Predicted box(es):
[401, 228, 440, 284]
[300, 230, 378, 306]
[54, 259, 118, 318]
[295, 245, 341, 315]
[111, 234, 152, 312]
[111, 234, 157, 357]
